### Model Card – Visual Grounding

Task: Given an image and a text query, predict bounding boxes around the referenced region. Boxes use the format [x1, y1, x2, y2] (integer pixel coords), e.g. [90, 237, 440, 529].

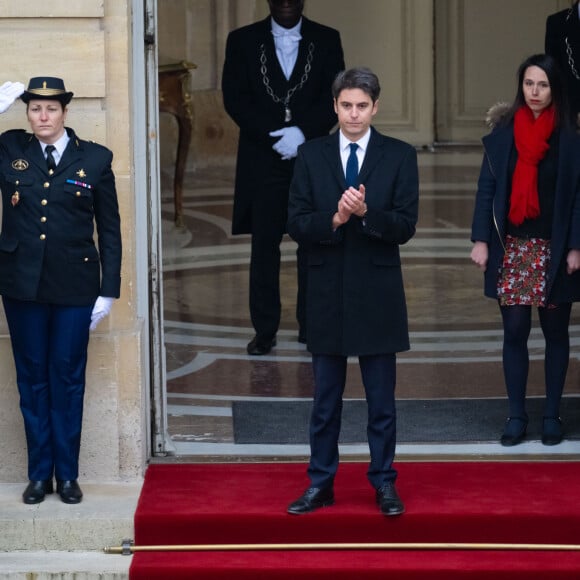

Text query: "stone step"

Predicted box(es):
[0, 481, 141, 578]
[0, 551, 130, 579]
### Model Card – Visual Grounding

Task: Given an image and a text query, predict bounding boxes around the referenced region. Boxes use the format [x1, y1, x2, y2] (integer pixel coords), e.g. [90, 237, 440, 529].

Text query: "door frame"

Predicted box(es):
[133, 0, 175, 458]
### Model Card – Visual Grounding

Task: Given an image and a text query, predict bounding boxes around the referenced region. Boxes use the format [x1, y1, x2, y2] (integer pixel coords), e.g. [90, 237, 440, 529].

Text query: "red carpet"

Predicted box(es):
[130, 461, 580, 578]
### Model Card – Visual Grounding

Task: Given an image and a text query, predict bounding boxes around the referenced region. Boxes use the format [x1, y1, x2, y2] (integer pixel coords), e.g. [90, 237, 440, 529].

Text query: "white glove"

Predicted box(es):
[0, 81, 25, 114]
[90, 296, 115, 331]
[269, 126, 305, 160]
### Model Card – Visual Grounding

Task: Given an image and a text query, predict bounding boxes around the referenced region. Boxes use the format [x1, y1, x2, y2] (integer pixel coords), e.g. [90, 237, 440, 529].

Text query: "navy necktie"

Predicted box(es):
[45, 145, 57, 173]
[345, 142, 359, 188]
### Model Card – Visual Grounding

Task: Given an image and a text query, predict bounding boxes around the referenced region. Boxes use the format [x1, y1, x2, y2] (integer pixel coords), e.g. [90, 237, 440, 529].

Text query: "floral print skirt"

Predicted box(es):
[497, 234, 551, 307]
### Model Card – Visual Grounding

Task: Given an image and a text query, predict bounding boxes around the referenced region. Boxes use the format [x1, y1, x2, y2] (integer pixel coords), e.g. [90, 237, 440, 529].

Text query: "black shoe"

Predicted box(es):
[542, 417, 563, 446]
[56, 480, 83, 504]
[375, 482, 405, 516]
[287, 486, 334, 515]
[500, 416, 528, 446]
[246, 335, 276, 356]
[22, 480, 53, 504]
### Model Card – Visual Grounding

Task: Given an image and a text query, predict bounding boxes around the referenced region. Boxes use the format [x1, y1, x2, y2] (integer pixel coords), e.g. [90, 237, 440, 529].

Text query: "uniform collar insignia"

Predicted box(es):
[12, 159, 29, 170]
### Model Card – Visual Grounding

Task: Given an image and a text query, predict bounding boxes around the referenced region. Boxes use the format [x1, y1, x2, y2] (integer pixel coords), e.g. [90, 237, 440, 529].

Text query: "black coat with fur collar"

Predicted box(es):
[471, 105, 580, 303]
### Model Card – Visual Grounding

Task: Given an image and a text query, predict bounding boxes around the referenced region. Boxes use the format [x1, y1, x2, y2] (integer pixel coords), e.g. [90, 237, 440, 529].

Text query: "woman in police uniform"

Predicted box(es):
[0, 77, 122, 504]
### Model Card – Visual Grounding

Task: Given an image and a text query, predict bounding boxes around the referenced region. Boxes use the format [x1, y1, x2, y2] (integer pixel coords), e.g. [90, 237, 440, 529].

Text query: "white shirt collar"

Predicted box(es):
[271, 18, 302, 39]
[339, 128, 371, 153]
[39, 130, 70, 160]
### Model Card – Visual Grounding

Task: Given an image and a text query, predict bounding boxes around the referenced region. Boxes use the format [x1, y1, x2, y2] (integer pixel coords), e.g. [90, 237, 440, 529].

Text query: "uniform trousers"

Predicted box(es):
[308, 352, 398, 490]
[2, 297, 92, 481]
[249, 159, 306, 339]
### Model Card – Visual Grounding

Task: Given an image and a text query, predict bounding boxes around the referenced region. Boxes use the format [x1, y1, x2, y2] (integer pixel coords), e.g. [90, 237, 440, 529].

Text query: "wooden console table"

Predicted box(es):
[159, 60, 197, 226]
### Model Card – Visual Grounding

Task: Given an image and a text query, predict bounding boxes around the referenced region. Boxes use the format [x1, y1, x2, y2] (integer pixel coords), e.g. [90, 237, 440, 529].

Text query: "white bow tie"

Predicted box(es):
[272, 30, 302, 42]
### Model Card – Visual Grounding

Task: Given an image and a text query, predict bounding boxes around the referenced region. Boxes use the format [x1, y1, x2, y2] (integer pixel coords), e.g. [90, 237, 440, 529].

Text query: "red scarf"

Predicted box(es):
[509, 105, 556, 226]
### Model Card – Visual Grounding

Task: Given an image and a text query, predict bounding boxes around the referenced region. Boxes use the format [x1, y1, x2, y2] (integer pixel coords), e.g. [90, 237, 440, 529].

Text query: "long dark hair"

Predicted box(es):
[505, 53, 572, 128]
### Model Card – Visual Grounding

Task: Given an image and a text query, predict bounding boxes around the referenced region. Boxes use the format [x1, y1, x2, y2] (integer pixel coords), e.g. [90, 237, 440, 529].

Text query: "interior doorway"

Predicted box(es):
[150, 0, 580, 457]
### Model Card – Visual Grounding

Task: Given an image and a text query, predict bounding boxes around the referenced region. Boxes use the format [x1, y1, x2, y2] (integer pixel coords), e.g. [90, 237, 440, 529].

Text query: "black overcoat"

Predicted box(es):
[0, 127, 122, 305]
[287, 128, 419, 356]
[546, 5, 580, 117]
[222, 16, 344, 234]
[470, 121, 580, 303]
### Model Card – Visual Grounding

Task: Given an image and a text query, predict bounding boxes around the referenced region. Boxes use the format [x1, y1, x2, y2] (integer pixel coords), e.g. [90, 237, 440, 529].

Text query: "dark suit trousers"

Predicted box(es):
[250, 160, 306, 339]
[2, 297, 92, 481]
[308, 353, 398, 490]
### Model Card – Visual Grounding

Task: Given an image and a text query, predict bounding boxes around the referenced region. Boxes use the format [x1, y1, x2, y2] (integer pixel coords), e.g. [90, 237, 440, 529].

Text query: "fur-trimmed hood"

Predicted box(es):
[485, 102, 511, 129]
[485, 101, 580, 131]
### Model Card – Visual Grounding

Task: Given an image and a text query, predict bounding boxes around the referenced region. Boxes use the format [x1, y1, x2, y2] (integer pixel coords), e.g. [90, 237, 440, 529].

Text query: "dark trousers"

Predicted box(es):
[308, 353, 398, 490]
[249, 162, 306, 339]
[3, 297, 92, 481]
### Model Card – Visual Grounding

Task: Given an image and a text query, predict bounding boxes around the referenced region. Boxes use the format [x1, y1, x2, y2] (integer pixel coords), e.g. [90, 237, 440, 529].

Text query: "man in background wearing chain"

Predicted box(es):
[222, 0, 344, 355]
[546, 0, 580, 123]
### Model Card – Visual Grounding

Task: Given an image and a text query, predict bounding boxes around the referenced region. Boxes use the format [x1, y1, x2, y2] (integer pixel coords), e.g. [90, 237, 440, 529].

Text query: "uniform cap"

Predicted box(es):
[20, 77, 73, 105]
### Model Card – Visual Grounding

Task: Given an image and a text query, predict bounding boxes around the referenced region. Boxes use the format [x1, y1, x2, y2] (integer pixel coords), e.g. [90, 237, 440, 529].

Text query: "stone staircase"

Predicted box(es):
[0, 481, 141, 579]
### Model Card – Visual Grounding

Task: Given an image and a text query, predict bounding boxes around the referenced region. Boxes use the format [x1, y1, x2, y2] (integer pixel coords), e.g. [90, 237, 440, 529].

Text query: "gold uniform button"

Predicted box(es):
[76, 191, 81, 197]
[40, 217, 47, 223]
[84, 257, 89, 262]
[40, 234, 46, 240]
[41, 199, 48, 205]
[43, 182, 50, 188]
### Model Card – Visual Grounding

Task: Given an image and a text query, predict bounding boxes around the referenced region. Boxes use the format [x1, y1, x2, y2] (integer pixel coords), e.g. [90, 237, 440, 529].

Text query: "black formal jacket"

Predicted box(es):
[0, 127, 122, 305]
[287, 128, 419, 356]
[222, 16, 344, 234]
[546, 4, 580, 117]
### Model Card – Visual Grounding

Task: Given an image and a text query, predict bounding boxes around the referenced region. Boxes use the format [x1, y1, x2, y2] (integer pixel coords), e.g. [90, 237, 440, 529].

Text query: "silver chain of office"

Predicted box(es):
[565, 7, 580, 80]
[260, 41, 315, 122]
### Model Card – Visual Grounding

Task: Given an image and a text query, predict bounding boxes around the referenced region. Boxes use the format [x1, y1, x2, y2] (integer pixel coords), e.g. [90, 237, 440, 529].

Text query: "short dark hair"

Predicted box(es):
[332, 67, 381, 102]
[508, 53, 572, 127]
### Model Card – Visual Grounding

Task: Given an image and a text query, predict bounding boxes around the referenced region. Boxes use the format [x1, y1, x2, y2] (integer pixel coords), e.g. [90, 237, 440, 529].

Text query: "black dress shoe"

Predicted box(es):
[500, 416, 528, 446]
[376, 482, 405, 516]
[542, 417, 563, 446]
[287, 486, 334, 515]
[56, 480, 83, 504]
[246, 335, 276, 356]
[23, 480, 53, 504]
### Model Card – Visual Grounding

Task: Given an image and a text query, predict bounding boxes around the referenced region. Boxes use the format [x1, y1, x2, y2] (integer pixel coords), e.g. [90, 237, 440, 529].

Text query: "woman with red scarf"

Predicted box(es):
[471, 54, 580, 447]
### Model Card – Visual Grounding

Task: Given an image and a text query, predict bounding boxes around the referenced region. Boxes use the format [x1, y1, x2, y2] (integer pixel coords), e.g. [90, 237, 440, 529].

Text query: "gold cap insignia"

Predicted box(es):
[12, 159, 29, 171]
[76, 169, 86, 178]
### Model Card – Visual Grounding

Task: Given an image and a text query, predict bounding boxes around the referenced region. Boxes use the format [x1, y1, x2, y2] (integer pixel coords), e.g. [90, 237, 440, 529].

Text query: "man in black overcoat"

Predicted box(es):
[222, 0, 344, 355]
[546, 1, 580, 121]
[287, 67, 418, 516]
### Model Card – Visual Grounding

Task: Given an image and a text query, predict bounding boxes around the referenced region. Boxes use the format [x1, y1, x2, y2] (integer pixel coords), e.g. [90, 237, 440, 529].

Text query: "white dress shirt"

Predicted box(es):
[39, 131, 70, 166]
[271, 18, 302, 80]
[339, 129, 371, 176]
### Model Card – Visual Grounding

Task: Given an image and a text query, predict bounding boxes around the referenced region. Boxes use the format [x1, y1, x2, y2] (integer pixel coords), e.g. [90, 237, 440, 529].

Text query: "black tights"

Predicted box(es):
[500, 303, 571, 419]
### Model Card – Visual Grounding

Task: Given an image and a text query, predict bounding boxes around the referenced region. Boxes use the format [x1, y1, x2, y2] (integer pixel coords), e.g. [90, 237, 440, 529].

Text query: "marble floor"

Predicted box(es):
[159, 146, 580, 459]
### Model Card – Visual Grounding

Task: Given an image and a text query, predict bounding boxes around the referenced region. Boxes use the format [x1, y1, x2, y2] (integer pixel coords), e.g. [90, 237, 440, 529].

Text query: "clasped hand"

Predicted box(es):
[269, 126, 305, 160]
[0, 81, 25, 114]
[335, 185, 366, 226]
